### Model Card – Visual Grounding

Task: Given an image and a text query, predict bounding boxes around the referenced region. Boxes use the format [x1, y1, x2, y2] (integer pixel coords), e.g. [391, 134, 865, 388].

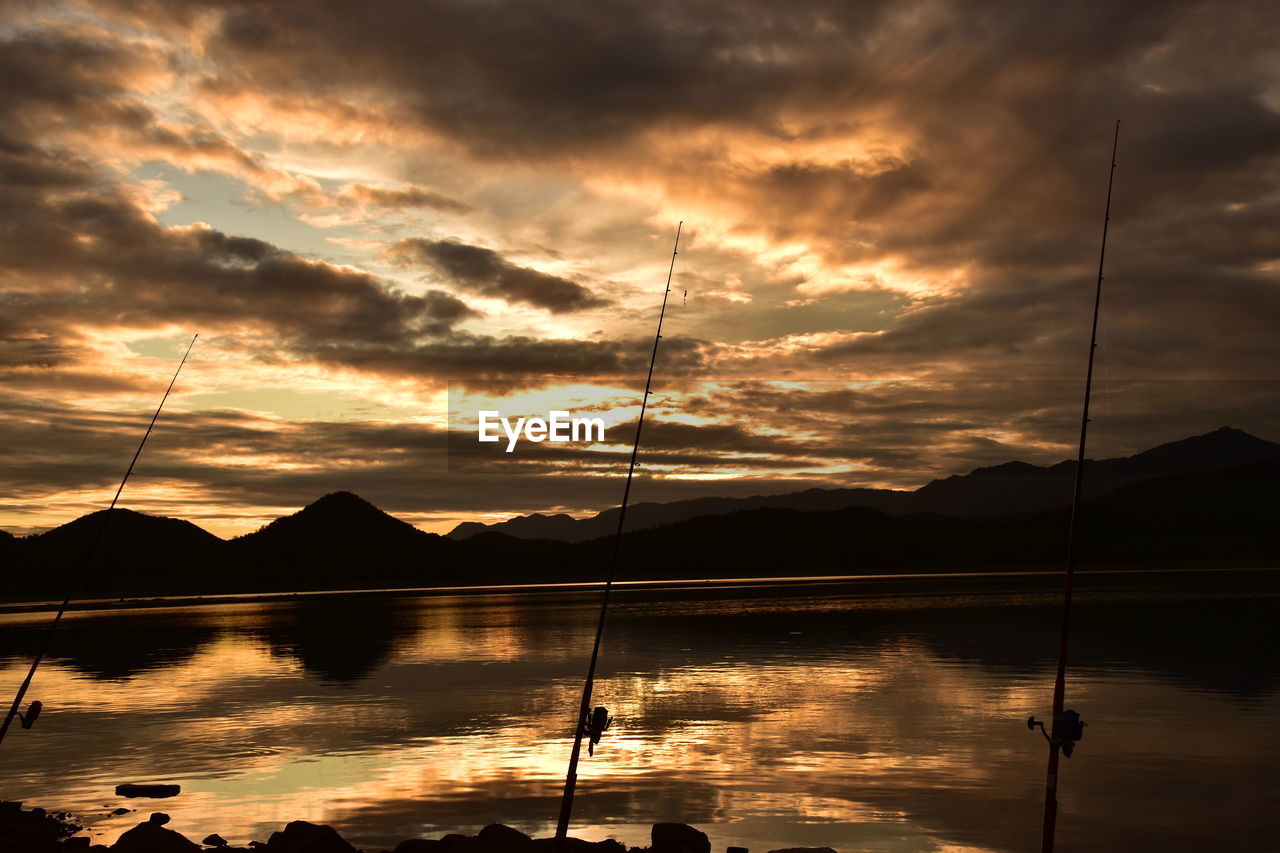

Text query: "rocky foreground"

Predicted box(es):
[0, 803, 834, 853]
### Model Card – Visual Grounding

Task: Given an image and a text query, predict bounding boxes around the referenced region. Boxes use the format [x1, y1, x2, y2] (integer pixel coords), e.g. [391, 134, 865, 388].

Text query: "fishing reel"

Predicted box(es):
[17, 700, 42, 730]
[583, 706, 613, 757]
[1027, 709, 1086, 757]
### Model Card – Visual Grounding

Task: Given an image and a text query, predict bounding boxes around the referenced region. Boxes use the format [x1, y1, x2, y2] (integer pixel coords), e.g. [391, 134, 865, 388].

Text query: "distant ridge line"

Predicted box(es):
[446, 426, 1280, 542]
[2, 427, 1276, 546]
[1, 456, 1277, 602]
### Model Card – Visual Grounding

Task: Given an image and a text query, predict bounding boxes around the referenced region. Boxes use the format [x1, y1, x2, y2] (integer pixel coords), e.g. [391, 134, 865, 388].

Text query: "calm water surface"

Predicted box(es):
[1, 571, 1276, 852]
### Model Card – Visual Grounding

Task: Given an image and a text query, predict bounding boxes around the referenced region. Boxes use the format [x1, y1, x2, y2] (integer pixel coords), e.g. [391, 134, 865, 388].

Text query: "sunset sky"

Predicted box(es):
[2, 0, 1278, 537]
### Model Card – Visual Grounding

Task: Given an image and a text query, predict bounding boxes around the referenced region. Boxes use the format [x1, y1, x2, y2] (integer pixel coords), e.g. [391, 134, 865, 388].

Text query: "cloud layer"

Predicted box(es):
[1, 0, 1278, 533]
[390, 238, 611, 314]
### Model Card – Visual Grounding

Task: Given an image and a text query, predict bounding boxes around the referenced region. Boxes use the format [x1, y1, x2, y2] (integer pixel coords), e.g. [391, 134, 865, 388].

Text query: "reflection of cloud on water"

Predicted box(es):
[0, 637, 287, 715]
[398, 597, 535, 664]
[1, 584, 1277, 852]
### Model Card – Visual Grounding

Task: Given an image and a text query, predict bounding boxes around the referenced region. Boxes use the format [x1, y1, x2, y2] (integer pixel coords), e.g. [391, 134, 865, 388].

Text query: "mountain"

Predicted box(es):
[907, 425, 1280, 517]
[2, 493, 459, 601]
[463, 460, 1280, 582]
[1121, 426, 1280, 473]
[3, 429, 1276, 603]
[448, 487, 911, 543]
[228, 491, 457, 590]
[1069, 461, 1280, 563]
[8, 508, 226, 600]
[448, 426, 1280, 541]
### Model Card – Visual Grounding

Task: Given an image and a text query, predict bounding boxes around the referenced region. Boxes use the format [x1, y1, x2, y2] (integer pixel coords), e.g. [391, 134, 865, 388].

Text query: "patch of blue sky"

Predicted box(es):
[129, 162, 371, 266]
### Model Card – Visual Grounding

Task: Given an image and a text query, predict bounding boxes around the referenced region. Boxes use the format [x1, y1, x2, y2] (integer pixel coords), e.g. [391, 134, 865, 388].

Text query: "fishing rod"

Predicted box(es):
[1026, 121, 1120, 853]
[554, 223, 682, 844]
[0, 334, 198, 748]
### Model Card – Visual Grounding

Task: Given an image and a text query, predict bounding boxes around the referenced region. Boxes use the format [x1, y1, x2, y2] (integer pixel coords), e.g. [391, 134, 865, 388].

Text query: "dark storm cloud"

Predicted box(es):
[391, 239, 610, 314]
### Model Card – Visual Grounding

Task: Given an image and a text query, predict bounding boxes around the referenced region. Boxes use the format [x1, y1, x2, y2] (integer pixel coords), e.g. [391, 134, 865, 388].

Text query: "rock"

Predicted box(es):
[148, 816, 170, 827]
[114, 786, 180, 800]
[765, 848, 837, 853]
[201, 834, 228, 847]
[437, 834, 485, 853]
[62, 838, 91, 849]
[477, 825, 532, 853]
[0, 801, 83, 853]
[110, 820, 201, 853]
[727, 847, 749, 853]
[651, 825, 710, 853]
[111, 810, 132, 817]
[529, 839, 623, 853]
[594, 842, 626, 853]
[394, 841, 442, 853]
[263, 821, 356, 853]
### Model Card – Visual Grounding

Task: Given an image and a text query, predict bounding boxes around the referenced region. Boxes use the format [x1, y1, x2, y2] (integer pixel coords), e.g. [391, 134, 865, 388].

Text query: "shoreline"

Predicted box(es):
[1, 564, 1276, 617]
[1, 802, 788, 853]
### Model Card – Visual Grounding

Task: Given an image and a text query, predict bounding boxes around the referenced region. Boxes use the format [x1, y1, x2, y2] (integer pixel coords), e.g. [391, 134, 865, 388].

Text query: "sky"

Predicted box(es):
[1, 0, 1278, 537]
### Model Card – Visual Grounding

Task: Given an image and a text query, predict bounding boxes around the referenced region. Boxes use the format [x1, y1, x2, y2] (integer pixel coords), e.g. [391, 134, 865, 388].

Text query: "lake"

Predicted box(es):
[1, 569, 1276, 852]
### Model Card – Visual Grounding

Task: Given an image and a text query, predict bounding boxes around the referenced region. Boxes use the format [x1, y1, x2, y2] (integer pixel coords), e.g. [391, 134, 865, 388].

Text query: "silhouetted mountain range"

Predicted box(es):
[448, 426, 1280, 540]
[231, 490, 448, 590]
[1, 427, 1276, 602]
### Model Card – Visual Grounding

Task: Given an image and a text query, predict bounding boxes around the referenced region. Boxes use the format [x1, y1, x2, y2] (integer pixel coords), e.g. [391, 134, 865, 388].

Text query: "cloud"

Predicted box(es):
[0, 154, 477, 352]
[63, 0, 1276, 380]
[335, 183, 471, 214]
[7, 373, 1278, 538]
[4, 1, 1280, 535]
[390, 238, 611, 314]
[0, 25, 664, 386]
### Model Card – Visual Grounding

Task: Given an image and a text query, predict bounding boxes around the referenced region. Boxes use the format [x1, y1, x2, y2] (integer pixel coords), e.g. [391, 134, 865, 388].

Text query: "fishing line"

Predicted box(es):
[0, 334, 198, 747]
[1030, 121, 1120, 853]
[554, 225, 682, 843]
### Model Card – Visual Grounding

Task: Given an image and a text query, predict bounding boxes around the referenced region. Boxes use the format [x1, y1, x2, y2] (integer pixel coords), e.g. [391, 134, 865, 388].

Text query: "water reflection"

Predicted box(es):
[0, 610, 222, 680]
[0, 572, 1275, 853]
[244, 599, 424, 683]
